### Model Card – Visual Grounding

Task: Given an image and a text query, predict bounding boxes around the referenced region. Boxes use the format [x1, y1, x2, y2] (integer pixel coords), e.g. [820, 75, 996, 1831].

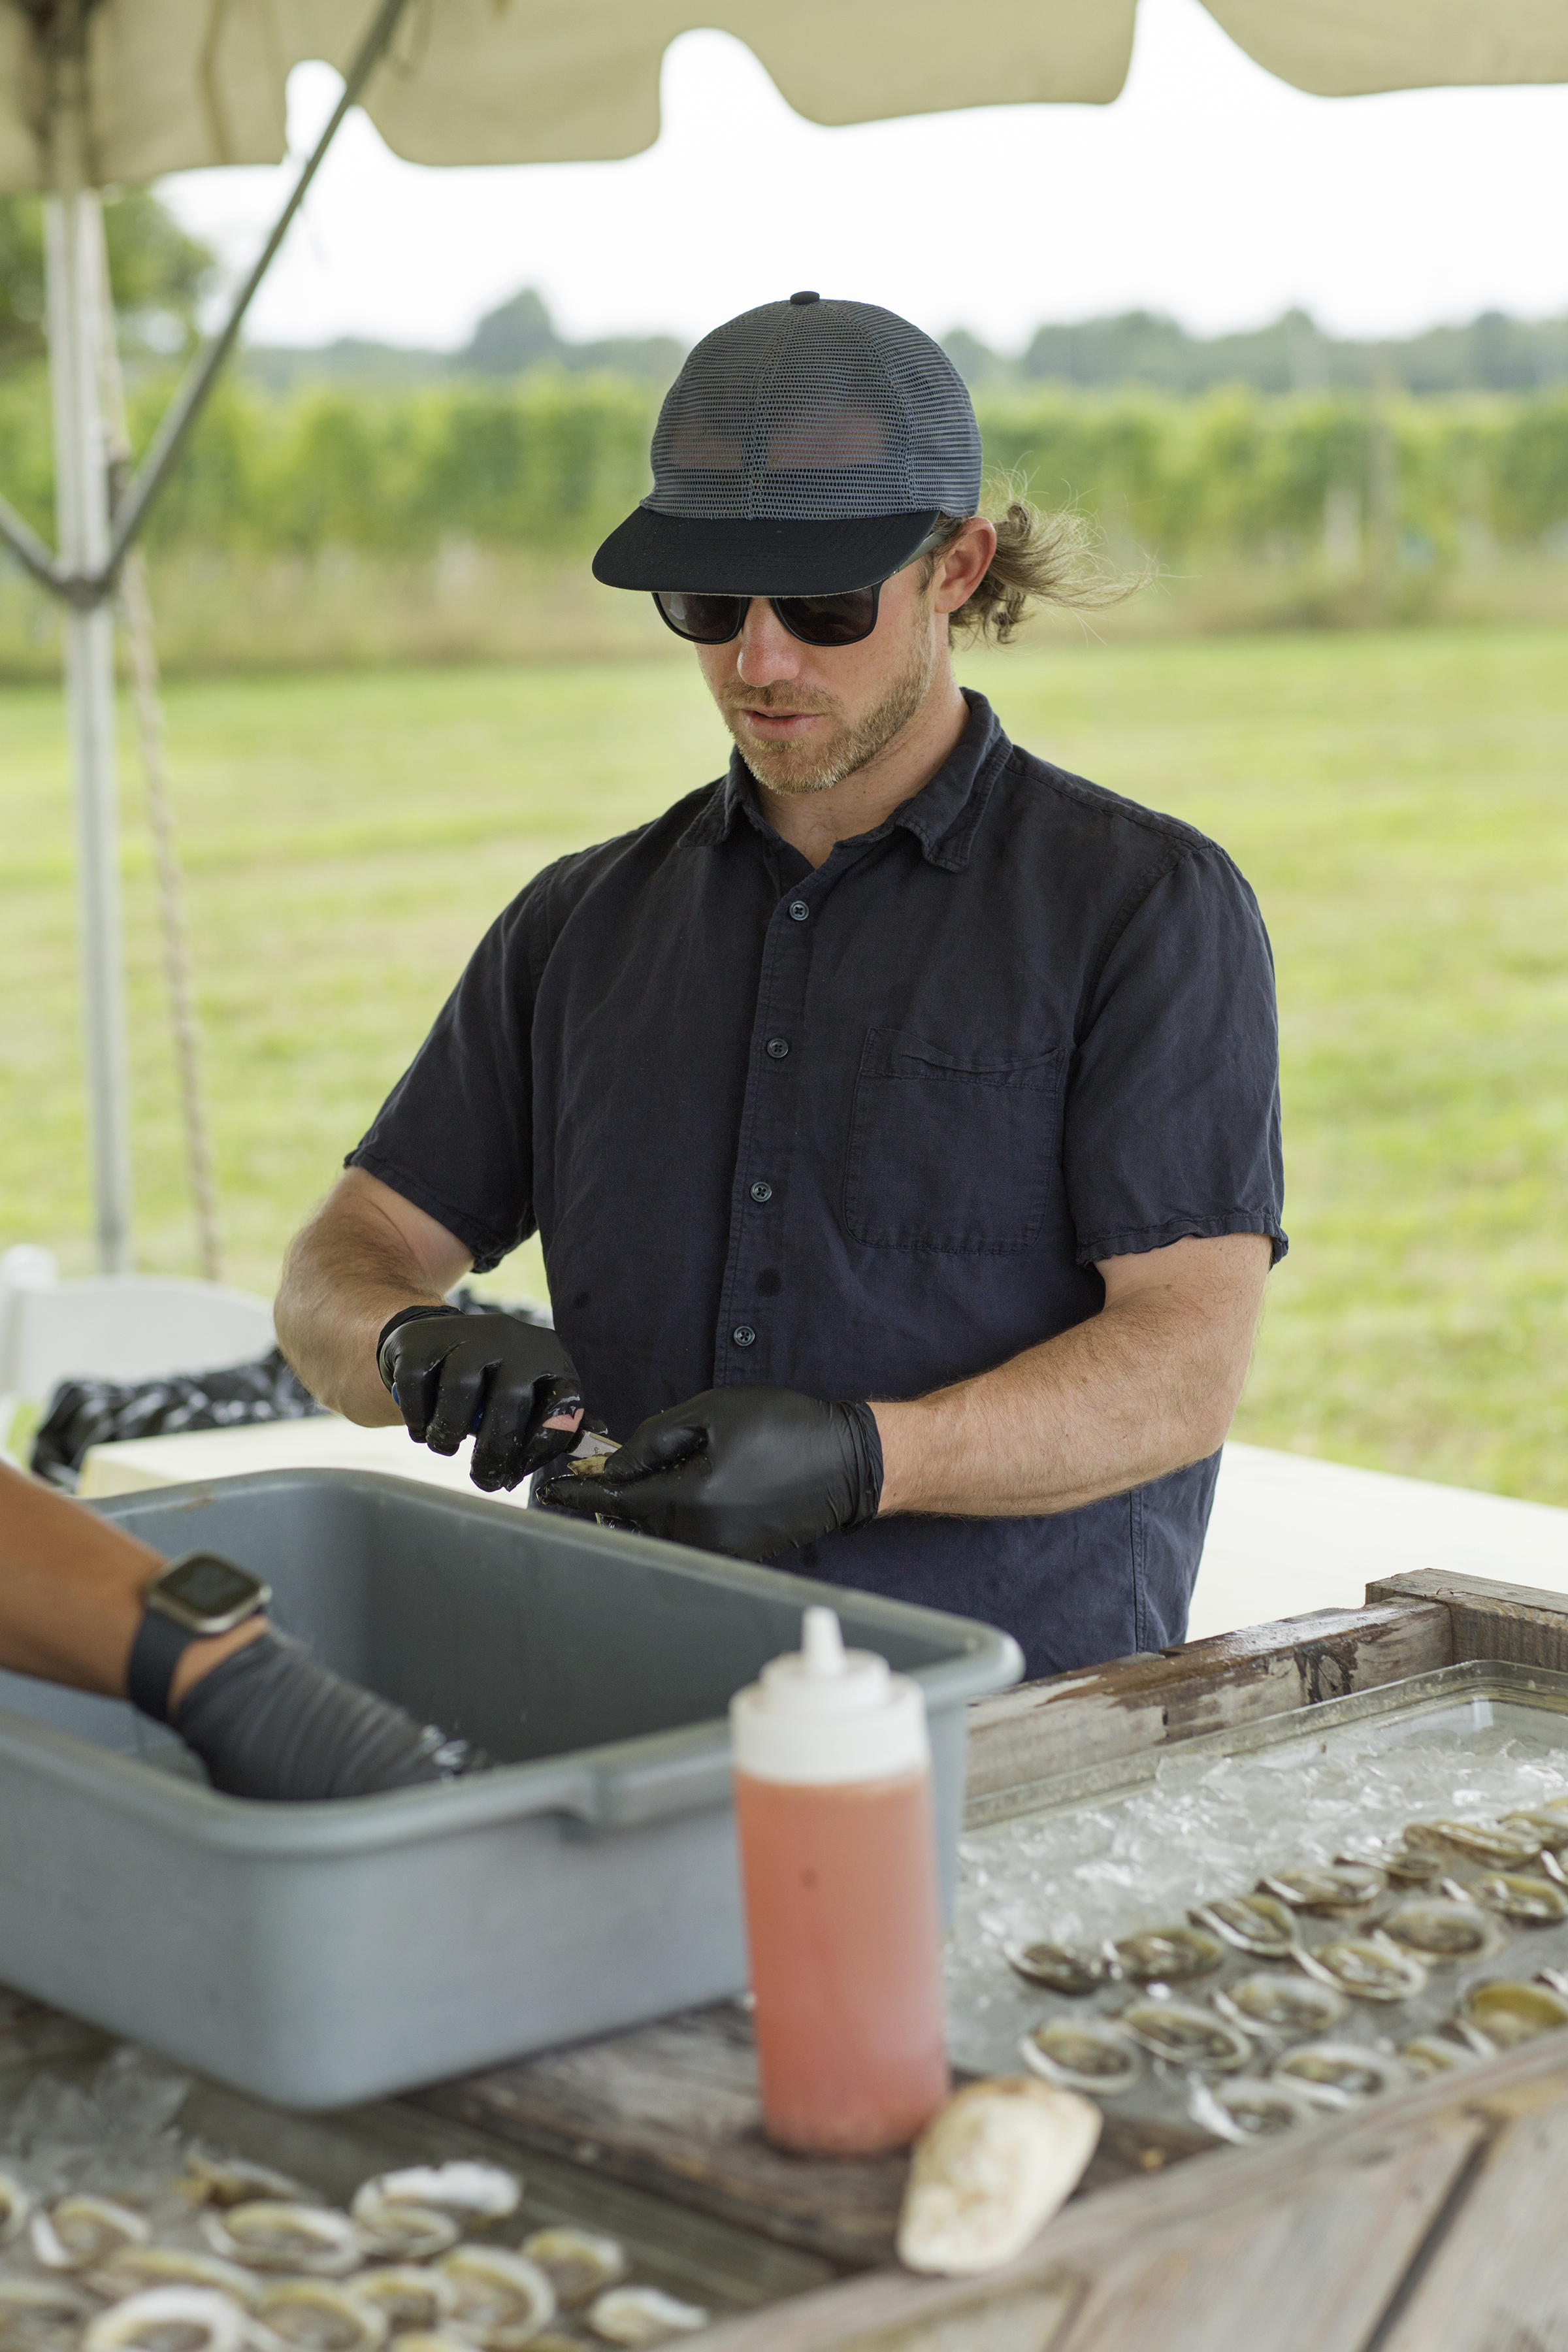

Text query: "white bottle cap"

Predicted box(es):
[730, 1607, 930, 1786]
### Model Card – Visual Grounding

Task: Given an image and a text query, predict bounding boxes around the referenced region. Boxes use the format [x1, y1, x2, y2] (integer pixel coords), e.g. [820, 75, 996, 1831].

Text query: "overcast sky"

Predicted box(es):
[159, 0, 1568, 356]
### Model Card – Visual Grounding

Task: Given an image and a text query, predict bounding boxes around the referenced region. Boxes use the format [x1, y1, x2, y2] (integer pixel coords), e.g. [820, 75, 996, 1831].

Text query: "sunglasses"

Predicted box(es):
[651, 525, 951, 650]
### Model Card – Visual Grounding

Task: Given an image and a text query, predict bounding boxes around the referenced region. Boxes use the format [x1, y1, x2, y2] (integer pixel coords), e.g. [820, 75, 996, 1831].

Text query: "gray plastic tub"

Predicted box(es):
[0, 1471, 1021, 2110]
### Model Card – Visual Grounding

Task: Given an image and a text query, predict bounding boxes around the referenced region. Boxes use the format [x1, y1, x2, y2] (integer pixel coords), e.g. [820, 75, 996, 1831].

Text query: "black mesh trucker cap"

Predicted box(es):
[593, 292, 982, 597]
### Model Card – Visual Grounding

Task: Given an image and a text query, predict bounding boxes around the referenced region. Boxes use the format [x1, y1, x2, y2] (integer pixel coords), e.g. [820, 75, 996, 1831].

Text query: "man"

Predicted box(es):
[278, 293, 1284, 1682]
[0, 1458, 483, 1798]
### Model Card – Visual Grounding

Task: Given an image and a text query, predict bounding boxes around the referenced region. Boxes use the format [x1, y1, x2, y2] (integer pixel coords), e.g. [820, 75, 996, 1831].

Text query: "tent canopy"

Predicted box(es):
[4, 0, 1568, 198]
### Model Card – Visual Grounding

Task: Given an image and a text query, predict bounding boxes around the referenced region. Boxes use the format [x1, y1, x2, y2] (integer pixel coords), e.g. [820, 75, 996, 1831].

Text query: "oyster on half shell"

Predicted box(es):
[1003, 1940, 1111, 1997]
[1120, 2000, 1252, 2074]
[1214, 1972, 1349, 2042]
[1189, 1893, 1297, 1958]
[1109, 1925, 1223, 1985]
[1294, 1933, 1428, 2002]
[1381, 1898, 1506, 1963]
[1019, 2017, 1140, 2097]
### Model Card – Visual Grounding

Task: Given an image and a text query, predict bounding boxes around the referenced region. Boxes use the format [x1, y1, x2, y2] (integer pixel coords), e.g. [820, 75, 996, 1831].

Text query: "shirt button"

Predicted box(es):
[732, 1325, 757, 1348]
[749, 1180, 774, 1203]
[788, 899, 810, 922]
[766, 1037, 790, 1060]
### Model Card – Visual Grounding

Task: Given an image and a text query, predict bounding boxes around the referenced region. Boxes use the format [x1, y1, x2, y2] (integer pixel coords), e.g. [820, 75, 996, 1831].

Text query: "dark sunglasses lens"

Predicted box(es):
[654, 591, 746, 643]
[775, 588, 880, 647]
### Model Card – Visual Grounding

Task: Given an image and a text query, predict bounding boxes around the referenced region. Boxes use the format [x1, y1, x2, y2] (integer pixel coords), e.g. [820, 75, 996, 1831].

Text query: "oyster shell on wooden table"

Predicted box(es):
[896, 2076, 1101, 2278]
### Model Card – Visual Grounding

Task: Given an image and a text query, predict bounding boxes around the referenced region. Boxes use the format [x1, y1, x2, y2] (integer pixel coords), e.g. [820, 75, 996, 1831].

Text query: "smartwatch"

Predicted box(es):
[127, 1552, 272, 1725]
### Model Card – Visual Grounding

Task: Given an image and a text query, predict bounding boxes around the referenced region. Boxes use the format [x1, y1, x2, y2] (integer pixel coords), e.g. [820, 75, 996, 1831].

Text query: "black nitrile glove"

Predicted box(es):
[534, 1387, 883, 1560]
[376, 1306, 583, 1492]
[173, 1631, 489, 1802]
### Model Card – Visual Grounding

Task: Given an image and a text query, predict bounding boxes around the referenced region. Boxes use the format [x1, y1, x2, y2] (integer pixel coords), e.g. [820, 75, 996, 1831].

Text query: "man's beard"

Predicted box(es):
[719, 623, 936, 798]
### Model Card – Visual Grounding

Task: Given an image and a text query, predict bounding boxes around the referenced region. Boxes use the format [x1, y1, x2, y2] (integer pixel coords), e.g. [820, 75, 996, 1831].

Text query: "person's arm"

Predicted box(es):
[275, 1166, 474, 1426]
[0, 1462, 487, 1798]
[872, 1231, 1271, 1517]
[536, 1233, 1269, 1556]
[0, 1458, 263, 1705]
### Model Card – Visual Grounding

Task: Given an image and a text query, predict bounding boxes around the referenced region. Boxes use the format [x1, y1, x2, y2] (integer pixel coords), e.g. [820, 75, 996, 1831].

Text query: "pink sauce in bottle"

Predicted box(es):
[730, 1608, 950, 2156]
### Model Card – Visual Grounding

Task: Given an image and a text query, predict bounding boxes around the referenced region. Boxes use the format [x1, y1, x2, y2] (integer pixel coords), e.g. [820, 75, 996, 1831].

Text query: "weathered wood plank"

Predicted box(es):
[1371, 2069, 1568, 2352]
[1366, 1568, 1568, 1675]
[685, 2036, 1568, 2352]
[419, 2010, 1211, 2272]
[965, 1601, 1452, 1818]
[417, 2005, 907, 2270]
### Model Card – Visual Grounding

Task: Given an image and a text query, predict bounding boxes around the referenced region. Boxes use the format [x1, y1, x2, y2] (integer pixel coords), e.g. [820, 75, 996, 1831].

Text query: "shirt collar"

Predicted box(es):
[679, 691, 1007, 872]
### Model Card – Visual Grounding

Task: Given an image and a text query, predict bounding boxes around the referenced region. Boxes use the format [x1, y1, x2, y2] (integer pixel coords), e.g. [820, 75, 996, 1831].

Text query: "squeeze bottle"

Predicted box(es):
[729, 1606, 950, 2155]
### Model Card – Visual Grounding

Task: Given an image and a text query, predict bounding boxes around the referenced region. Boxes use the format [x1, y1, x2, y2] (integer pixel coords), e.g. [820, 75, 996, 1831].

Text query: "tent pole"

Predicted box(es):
[46, 23, 134, 1275]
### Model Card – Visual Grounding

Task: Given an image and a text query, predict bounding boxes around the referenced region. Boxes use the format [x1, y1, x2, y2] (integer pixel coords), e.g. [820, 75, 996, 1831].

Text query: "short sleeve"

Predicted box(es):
[346, 879, 549, 1274]
[1064, 845, 1286, 1267]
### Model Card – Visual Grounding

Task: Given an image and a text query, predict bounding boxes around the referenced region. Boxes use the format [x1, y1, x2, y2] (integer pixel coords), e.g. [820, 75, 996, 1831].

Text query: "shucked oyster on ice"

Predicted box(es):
[1190, 1893, 1297, 1959]
[0, 2171, 33, 2246]
[1019, 2017, 1140, 2097]
[586, 2285, 711, 2345]
[1470, 1870, 1568, 1925]
[436, 2245, 557, 2349]
[31, 2195, 151, 2272]
[1294, 1933, 1428, 2003]
[87, 2247, 260, 2307]
[82, 2286, 248, 2352]
[0, 2276, 95, 2352]
[1188, 2075, 1322, 2144]
[1258, 1863, 1386, 1917]
[897, 2076, 1101, 2278]
[201, 2200, 363, 2276]
[1119, 2001, 1253, 2074]
[1213, 1972, 1349, 2042]
[1404, 1819, 1543, 1870]
[1501, 1808, 1568, 1855]
[1272, 2042, 1410, 2108]
[521, 2228, 627, 2309]
[252, 2277, 389, 2352]
[1380, 1898, 1506, 1963]
[1003, 1940, 1111, 1996]
[1109, 1926, 1224, 1985]
[1456, 1979, 1568, 2051]
[350, 2265, 459, 2334]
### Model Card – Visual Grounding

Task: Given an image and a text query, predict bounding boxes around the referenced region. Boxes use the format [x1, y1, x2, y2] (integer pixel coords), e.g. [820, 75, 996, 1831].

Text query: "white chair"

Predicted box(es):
[0, 1246, 276, 1462]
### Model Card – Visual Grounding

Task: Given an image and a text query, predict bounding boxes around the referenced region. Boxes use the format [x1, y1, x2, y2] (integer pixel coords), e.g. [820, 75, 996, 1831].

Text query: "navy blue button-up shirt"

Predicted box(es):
[351, 694, 1284, 1679]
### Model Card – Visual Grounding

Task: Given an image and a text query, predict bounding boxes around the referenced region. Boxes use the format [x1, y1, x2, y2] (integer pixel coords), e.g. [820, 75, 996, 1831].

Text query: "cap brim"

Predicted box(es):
[591, 508, 941, 596]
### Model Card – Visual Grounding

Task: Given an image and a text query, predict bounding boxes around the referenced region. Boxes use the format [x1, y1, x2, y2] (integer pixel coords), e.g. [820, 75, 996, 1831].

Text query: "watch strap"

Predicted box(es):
[127, 1605, 199, 1725]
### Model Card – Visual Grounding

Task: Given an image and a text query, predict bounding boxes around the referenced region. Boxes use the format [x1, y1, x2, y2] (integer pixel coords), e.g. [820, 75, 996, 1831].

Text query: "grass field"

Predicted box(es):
[3, 627, 1565, 1505]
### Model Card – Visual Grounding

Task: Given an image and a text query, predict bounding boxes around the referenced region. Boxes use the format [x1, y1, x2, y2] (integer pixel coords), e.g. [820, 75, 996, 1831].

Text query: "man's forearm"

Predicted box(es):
[872, 1235, 1269, 1520]
[275, 1170, 470, 1424]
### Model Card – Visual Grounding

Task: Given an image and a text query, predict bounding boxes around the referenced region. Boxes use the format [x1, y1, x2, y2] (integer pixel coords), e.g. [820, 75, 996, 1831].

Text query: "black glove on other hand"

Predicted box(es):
[173, 1632, 489, 1802]
[534, 1386, 883, 1561]
[377, 1307, 583, 1492]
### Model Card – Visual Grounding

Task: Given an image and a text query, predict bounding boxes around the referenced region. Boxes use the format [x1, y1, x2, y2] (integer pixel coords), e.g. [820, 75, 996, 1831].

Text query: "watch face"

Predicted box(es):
[156, 1553, 266, 1624]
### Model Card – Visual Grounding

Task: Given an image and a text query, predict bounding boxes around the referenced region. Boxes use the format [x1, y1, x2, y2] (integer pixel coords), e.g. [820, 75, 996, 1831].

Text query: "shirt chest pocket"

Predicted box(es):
[843, 1026, 1068, 1254]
